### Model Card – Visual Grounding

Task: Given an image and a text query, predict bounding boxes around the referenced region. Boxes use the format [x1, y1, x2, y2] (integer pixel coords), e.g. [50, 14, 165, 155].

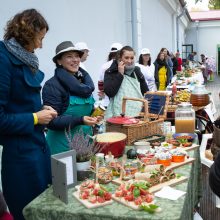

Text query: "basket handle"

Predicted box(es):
[122, 97, 149, 121]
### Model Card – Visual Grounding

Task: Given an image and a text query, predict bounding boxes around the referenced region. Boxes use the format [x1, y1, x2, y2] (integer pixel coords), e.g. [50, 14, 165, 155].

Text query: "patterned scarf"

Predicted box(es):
[124, 63, 135, 76]
[4, 38, 39, 73]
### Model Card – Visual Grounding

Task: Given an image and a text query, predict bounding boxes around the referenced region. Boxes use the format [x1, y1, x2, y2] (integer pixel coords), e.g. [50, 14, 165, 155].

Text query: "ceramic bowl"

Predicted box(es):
[134, 141, 151, 151]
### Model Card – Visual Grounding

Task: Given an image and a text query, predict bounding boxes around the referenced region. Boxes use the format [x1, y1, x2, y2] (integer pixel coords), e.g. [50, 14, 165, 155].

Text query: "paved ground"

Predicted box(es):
[206, 73, 220, 118]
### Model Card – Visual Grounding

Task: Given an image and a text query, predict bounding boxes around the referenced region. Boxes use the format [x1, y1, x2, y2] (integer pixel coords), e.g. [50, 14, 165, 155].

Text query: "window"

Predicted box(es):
[182, 44, 193, 64]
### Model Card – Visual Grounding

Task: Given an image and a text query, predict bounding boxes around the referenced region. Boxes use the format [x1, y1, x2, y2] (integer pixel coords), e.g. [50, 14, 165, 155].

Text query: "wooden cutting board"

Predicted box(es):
[148, 176, 187, 193]
[179, 144, 199, 152]
[73, 191, 113, 209]
[112, 195, 155, 210]
[112, 176, 187, 198]
[112, 195, 140, 210]
[165, 157, 195, 171]
[112, 157, 194, 185]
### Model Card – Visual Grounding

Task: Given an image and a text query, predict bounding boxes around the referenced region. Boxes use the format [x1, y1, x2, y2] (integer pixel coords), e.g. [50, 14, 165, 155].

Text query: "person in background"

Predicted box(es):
[75, 42, 90, 71]
[209, 151, 220, 198]
[98, 42, 123, 108]
[136, 48, 156, 91]
[199, 54, 208, 84]
[176, 52, 182, 71]
[199, 54, 206, 65]
[160, 48, 173, 80]
[42, 41, 99, 155]
[170, 52, 178, 75]
[187, 51, 197, 62]
[0, 9, 57, 220]
[104, 45, 148, 118]
[154, 52, 172, 91]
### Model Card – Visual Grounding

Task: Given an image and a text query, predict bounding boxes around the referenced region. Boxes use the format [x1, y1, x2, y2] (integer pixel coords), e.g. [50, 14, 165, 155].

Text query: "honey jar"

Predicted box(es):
[91, 105, 106, 117]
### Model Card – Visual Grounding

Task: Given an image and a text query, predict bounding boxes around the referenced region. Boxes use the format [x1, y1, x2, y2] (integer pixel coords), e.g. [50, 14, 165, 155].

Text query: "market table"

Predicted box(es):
[23, 147, 202, 220]
[167, 70, 204, 91]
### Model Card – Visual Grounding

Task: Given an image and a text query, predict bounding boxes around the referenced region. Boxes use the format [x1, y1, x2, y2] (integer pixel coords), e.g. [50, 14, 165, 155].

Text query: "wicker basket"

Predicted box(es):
[106, 97, 164, 145]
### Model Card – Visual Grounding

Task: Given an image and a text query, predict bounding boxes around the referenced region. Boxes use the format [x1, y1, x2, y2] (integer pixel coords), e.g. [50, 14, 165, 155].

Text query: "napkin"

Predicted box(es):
[155, 186, 186, 200]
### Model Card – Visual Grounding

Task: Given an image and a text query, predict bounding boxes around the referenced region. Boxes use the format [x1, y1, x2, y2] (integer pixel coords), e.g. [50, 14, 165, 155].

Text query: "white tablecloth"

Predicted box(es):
[167, 71, 204, 90]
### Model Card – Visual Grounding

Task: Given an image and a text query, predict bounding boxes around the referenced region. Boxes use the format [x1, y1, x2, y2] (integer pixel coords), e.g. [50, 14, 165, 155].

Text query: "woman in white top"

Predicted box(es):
[98, 42, 123, 108]
[136, 48, 157, 91]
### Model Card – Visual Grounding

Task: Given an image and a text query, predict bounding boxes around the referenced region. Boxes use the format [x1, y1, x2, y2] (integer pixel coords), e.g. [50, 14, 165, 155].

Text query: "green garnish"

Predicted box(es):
[176, 174, 182, 179]
[133, 182, 150, 190]
[133, 187, 140, 198]
[177, 138, 187, 144]
[98, 189, 105, 197]
[140, 204, 159, 214]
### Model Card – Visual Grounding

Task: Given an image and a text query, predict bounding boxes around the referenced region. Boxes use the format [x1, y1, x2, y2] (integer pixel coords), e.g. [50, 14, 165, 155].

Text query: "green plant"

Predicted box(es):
[65, 129, 104, 162]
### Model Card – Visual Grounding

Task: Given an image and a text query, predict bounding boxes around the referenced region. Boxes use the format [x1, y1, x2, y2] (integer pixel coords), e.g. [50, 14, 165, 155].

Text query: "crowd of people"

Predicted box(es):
[0, 8, 217, 220]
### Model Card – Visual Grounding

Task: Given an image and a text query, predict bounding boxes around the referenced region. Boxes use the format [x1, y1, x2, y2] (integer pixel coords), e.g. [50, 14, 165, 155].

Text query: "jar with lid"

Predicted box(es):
[190, 84, 210, 107]
[175, 103, 195, 133]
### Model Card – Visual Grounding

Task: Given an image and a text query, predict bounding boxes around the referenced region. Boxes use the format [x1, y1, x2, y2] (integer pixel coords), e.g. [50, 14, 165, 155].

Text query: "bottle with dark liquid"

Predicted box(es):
[190, 85, 210, 107]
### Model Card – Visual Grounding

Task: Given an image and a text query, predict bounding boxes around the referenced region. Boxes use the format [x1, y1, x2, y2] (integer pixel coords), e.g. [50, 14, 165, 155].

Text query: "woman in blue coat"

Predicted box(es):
[0, 9, 57, 220]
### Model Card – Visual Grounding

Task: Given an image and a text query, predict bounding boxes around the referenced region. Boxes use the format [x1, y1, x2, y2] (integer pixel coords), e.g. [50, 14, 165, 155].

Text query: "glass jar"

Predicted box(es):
[163, 121, 172, 140]
[175, 103, 195, 133]
[190, 84, 210, 107]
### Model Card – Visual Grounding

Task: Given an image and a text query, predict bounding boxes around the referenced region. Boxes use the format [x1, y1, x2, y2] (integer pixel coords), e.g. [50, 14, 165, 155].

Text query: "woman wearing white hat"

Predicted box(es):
[136, 48, 157, 91]
[42, 41, 99, 155]
[98, 42, 123, 108]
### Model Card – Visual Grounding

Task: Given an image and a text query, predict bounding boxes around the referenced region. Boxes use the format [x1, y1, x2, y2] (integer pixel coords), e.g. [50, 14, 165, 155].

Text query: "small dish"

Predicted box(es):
[172, 155, 185, 163]
[157, 159, 171, 166]
[173, 133, 197, 142]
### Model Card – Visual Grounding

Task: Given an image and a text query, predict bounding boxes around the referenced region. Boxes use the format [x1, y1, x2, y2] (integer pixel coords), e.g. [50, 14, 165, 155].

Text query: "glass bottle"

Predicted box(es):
[175, 103, 195, 133]
[190, 84, 210, 107]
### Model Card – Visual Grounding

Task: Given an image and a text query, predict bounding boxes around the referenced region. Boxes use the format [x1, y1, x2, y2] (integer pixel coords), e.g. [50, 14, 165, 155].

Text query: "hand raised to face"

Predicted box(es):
[118, 61, 125, 75]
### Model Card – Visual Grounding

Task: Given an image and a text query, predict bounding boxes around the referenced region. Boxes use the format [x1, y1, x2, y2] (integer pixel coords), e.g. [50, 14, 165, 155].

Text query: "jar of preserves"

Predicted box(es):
[91, 105, 106, 117]
[175, 103, 195, 133]
[190, 84, 210, 107]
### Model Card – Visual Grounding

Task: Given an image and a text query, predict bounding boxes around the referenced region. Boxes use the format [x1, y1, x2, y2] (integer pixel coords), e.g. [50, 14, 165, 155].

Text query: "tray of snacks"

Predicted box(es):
[112, 181, 161, 213]
[173, 133, 197, 142]
[137, 135, 165, 144]
[73, 180, 113, 208]
[112, 154, 192, 188]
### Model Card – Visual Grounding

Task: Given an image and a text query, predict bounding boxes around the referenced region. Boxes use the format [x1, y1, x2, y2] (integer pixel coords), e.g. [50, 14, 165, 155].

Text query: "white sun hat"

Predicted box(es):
[141, 48, 151, 55]
[75, 42, 91, 51]
[109, 42, 123, 53]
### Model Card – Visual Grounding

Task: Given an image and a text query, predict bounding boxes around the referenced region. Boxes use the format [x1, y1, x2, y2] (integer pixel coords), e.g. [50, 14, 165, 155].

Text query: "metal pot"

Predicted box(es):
[96, 132, 127, 158]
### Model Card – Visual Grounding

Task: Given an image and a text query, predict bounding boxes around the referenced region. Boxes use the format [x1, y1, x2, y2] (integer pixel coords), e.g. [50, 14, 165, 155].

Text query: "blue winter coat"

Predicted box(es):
[0, 41, 51, 220]
[42, 67, 95, 130]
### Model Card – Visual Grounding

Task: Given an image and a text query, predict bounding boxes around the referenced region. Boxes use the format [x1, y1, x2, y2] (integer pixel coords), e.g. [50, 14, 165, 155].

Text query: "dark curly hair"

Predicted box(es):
[4, 8, 49, 48]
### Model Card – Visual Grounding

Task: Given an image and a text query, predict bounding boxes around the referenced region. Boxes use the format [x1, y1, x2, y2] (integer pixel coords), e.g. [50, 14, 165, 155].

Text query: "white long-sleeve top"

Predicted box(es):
[99, 60, 113, 107]
[136, 63, 157, 91]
